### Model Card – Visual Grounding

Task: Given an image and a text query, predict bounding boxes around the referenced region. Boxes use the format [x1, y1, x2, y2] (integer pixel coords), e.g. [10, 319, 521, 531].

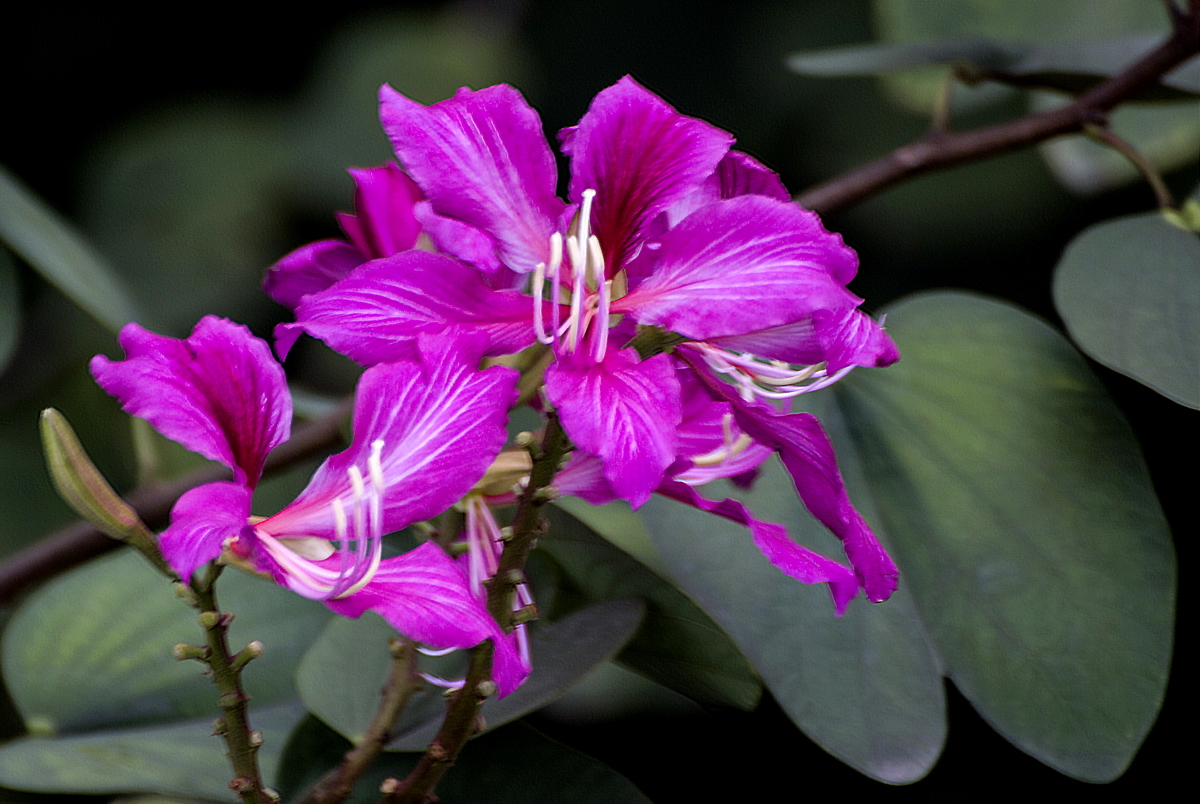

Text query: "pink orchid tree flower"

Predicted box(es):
[90, 316, 529, 695]
[271, 76, 899, 608]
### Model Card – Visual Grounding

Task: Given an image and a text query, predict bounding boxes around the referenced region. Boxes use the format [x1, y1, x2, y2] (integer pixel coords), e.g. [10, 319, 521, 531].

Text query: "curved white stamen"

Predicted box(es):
[590, 234, 611, 362]
[421, 673, 467, 690]
[418, 645, 459, 657]
[532, 261, 551, 344]
[694, 343, 858, 400]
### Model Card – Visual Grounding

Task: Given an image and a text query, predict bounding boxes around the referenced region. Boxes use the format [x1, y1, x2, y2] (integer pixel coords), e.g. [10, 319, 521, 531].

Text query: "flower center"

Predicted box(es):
[690, 343, 857, 402]
[531, 188, 616, 362]
[257, 439, 386, 600]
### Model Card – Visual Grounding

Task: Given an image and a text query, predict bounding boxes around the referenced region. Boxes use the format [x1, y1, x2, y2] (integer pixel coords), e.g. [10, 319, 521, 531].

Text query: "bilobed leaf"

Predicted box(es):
[0, 164, 140, 332]
[2, 549, 331, 735]
[0, 700, 305, 799]
[386, 598, 645, 750]
[276, 717, 653, 804]
[639, 425, 945, 783]
[1053, 209, 1200, 408]
[541, 505, 763, 711]
[837, 291, 1175, 782]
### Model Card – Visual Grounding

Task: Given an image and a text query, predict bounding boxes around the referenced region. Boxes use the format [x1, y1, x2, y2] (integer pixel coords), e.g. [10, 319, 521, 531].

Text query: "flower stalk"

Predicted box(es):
[383, 414, 570, 804]
[298, 638, 424, 804]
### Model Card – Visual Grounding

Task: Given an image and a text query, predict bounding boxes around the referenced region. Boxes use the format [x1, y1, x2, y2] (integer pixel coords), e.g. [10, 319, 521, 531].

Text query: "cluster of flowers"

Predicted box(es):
[92, 77, 899, 697]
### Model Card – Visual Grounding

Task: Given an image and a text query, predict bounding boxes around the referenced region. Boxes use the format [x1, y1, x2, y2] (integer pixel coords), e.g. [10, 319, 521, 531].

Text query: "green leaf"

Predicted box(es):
[0, 701, 305, 799]
[0, 164, 140, 332]
[388, 598, 644, 751]
[837, 290, 1175, 782]
[296, 599, 644, 750]
[0, 246, 18, 375]
[787, 35, 1198, 100]
[276, 718, 653, 804]
[1053, 209, 1200, 408]
[540, 505, 763, 711]
[2, 550, 331, 735]
[638, 431, 945, 783]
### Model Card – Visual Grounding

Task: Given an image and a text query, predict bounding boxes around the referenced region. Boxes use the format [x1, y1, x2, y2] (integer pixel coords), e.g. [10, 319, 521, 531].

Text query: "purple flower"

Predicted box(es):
[264, 163, 423, 310]
[91, 316, 529, 694]
[274, 77, 899, 605]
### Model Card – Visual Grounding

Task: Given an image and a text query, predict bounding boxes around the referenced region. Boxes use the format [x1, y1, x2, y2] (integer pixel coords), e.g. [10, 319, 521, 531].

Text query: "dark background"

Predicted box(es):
[1, 1, 1191, 799]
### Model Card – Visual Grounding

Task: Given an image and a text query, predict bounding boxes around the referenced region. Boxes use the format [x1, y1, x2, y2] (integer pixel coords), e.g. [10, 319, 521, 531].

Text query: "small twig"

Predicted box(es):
[1083, 123, 1178, 209]
[383, 415, 570, 804]
[796, 7, 1200, 216]
[190, 565, 275, 803]
[297, 638, 423, 804]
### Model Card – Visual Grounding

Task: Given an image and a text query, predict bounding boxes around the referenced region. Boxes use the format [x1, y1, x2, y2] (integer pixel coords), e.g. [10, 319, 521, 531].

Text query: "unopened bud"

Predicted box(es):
[475, 679, 498, 699]
[172, 643, 209, 662]
[198, 611, 221, 629]
[505, 569, 526, 585]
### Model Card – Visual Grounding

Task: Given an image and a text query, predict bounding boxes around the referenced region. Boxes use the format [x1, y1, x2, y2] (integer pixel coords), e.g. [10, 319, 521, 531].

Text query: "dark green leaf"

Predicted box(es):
[0, 701, 305, 798]
[1053, 210, 1200, 408]
[277, 718, 653, 804]
[639, 425, 945, 784]
[0, 164, 140, 332]
[838, 291, 1175, 781]
[541, 505, 763, 711]
[386, 599, 645, 750]
[2, 550, 331, 735]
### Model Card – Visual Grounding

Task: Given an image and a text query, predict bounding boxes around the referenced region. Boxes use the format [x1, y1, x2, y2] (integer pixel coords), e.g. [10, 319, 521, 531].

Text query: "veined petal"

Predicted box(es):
[323, 542, 530, 696]
[613, 196, 861, 340]
[90, 317, 291, 487]
[263, 349, 519, 539]
[562, 75, 733, 272]
[554, 451, 619, 506]
[681, 352, 898, 602]
[671, 364, 773, 484]
[710, 308, 901, 371]
[544, 346, 681, 508]
[287, 251, 539, 365]
[336, 164, 423, 259]
[664, 150, 792, 229]
[160, 481, 253, 581]
[379, 83, 564, 275]
[263, 240, 364, 310]
[656, 479, 859, 615]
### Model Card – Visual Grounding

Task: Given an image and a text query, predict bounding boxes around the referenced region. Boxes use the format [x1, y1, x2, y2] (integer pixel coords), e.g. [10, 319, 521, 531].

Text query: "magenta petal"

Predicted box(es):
[290, 250, 538, 366]
[379, 83, 565, 275]
[90, 317, 291, 487]
[554, 451, 620, 506]
[264, 353, 519, 540]
[337, 164, 423, 259]
[665, 150, 792, 227]
[656, 479, 858, 615]
[563, 76, 733, 271]
[263, 240, 364, 310]
[710, 308, 901, 371]
[160, 481, 252, 581]
[324, 542, 530, 696]
[614, 196, 862, 340]
[681, 354, 898, 602]
[545, 347, 681, 508]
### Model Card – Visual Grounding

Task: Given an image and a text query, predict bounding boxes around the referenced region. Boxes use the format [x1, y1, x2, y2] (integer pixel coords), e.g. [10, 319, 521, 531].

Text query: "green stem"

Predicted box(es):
[192, 565, 275, 804]
[1082, 123, 1177, 210]
[298, 639, 423, 804]
[382, 414, 571, 804]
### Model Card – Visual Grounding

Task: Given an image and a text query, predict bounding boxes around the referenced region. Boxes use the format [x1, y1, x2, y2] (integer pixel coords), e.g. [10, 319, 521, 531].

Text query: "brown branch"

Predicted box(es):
[0, 396, 352, 604]
[797, 7, 1200, 216]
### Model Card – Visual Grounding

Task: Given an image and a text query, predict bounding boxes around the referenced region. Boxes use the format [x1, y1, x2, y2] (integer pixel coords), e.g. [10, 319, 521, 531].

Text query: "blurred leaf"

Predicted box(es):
[870, 0, 1173, 113]
[277, 717, 653, 804]
[387, 599, 645, 750]
[838, 291, 1175, 781]
[639, 439, 945, 783]
[0, 701, 304, 799]
[0, 164, 140, 332]
[541, 505, 763, 711]
[1035, 94, 1200, 194]
[788, 34, 1198, 100]
[1053, 209, 1200, 408]
[0, 246, 19, 374]
[2, 550, 331, 735]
